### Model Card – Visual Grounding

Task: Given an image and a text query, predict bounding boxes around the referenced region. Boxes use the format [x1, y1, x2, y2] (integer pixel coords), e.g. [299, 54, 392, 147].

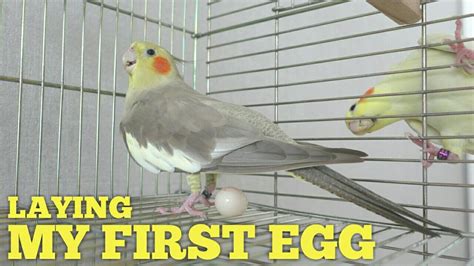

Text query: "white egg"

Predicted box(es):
[215, 187, 248, 217]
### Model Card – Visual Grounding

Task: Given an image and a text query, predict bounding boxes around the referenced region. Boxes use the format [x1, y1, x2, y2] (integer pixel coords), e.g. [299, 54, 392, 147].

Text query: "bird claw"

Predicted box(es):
[172, 205, 207, 218]
[422, 147, 438, 155]
[407, 133, 437, 150]
[199, 196, 215, 207]
[406, 133, 460, 168]
[445, 19, 474, 74]
[155, 192, 210, 218]
[155, 207, 171, 215]
[407, 133, 438, 168]
[421, 160, 433, 168]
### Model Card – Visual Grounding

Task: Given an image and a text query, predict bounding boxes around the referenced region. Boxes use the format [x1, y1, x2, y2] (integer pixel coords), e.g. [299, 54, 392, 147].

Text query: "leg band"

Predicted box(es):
[201, 189, 212, 199]
[436, 148, 450, 160]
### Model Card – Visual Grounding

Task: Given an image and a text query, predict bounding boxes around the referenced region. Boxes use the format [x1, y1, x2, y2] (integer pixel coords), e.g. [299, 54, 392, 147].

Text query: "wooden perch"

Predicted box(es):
[367, 0, 421, 25]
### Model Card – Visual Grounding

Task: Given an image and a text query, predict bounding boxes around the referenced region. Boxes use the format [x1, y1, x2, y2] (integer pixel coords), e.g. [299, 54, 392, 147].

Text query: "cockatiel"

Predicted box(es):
[346, 19, 473, 167]
[120, 41, 458, 236]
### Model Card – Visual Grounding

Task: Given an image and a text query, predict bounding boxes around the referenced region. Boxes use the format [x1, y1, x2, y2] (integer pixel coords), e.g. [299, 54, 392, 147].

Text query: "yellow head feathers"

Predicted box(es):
[122, 41, 180, 90]
[345, 87, 396, 135]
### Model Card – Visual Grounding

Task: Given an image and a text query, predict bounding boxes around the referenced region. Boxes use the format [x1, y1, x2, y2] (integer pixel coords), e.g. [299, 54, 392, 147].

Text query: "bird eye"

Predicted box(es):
[146, 49, 155, 56]
[350, 104, 356, 111]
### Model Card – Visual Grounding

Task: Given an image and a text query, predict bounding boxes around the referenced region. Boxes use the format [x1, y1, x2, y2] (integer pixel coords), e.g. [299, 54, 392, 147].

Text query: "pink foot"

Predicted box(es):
[200, 196, 215, 207]
[407, 134, 460, 168]
[156, 191, 214, 218]
[445, 19, 474, 74]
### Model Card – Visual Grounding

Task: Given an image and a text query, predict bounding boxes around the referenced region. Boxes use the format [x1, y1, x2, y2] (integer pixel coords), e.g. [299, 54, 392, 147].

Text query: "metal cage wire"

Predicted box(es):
[0, 0, 473, 264]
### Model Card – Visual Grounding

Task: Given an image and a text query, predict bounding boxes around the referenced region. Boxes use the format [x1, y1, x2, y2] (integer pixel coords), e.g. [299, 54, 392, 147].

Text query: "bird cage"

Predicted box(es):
[0, 0, 473, 264]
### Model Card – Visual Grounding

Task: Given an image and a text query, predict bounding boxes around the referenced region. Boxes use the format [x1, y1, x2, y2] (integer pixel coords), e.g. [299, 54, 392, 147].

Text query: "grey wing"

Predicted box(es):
[120, 87, 263, 173]
[121, 86, 365, 174]
[203, 139, 366, 173]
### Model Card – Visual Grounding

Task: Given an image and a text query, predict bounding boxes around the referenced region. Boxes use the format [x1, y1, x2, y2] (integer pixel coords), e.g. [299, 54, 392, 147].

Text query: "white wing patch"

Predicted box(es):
[125, 133, 202, 174]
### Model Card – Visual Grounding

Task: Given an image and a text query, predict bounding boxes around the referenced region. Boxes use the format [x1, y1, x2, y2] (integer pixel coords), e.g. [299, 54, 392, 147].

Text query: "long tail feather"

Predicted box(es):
[291, 166, 460, 236]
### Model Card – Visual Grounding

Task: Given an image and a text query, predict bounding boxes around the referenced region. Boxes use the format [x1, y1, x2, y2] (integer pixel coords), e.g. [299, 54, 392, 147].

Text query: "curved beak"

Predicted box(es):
[347, 118, 376, 135]
[122, 46, 137, 74]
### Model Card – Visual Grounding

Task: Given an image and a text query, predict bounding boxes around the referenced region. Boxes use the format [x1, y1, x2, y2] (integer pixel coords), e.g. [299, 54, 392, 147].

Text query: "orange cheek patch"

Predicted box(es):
[153, 56, 171, 74]
[358, 87, 375, 103]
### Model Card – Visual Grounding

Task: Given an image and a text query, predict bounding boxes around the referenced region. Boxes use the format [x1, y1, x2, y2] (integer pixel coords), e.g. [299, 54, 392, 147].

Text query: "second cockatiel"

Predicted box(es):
[347, 19, 473, 167]
[120, 41, 458, 236]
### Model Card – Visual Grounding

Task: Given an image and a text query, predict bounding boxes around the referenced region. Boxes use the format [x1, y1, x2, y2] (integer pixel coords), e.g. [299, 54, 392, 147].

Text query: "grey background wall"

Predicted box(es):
[0, 0, 471, 263]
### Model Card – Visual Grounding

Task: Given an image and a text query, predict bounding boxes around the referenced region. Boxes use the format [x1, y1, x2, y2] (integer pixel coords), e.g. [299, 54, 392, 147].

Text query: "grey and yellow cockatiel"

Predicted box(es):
[346, 19, 473, 167]
[120, 41, 458, 236]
